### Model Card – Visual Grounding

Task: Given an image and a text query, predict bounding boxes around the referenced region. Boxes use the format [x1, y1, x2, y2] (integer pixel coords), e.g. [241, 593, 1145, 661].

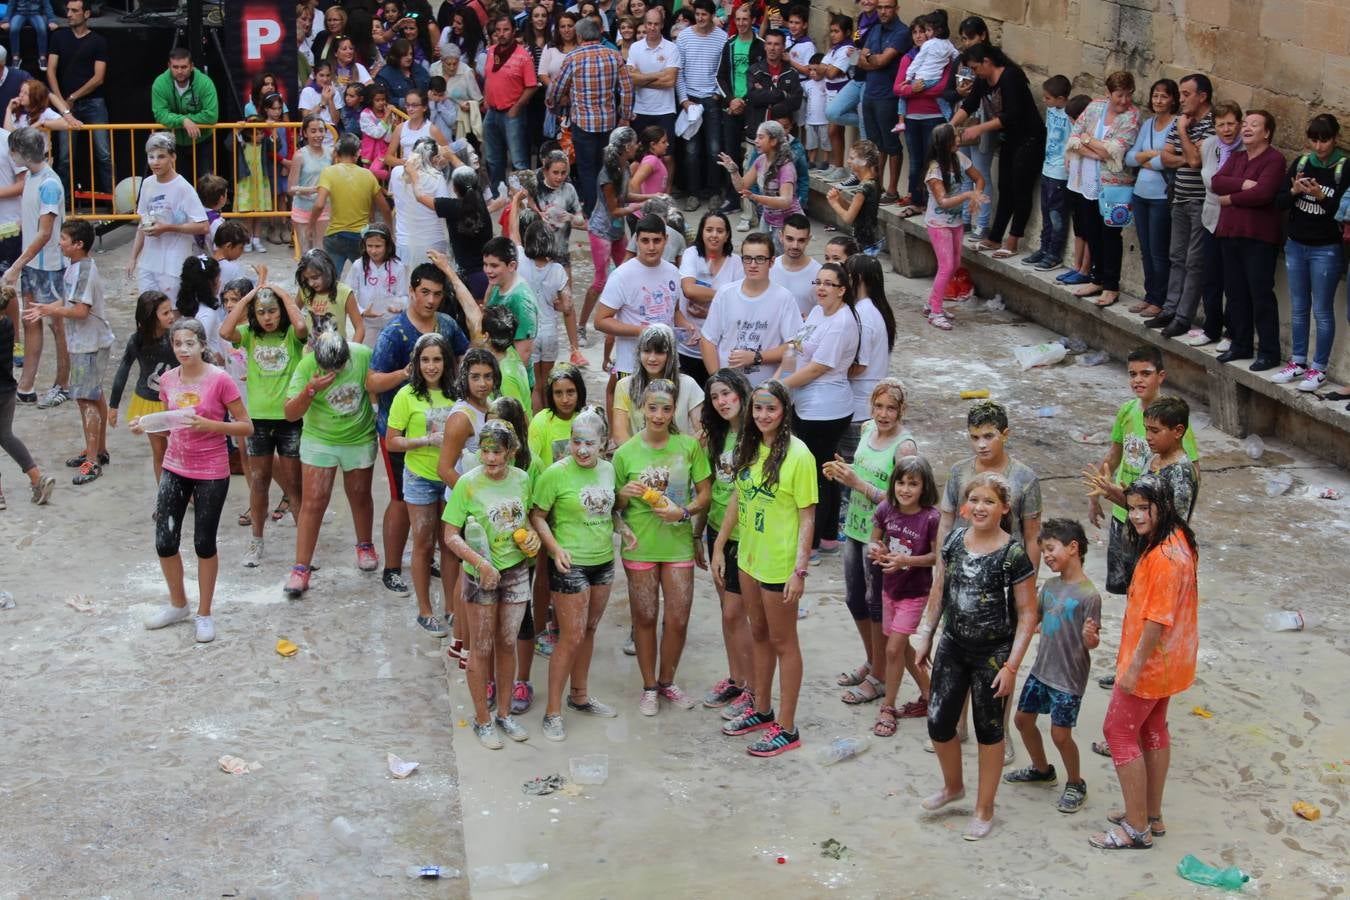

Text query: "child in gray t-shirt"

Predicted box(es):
[1003, 518, 1102, 814]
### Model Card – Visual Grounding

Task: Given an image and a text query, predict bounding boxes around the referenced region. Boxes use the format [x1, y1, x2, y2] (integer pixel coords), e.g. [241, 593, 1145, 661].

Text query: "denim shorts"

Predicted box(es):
[247, 417, 303, 458]
[21, 266, 62, 305]
[299, 435, 376, 471]
[464, 559, 531, 605]
[548, 558, 615, 593]
[1016, 673, 1083, 728]
[402, 468, 445, 506]
[68, 347, 109, 401]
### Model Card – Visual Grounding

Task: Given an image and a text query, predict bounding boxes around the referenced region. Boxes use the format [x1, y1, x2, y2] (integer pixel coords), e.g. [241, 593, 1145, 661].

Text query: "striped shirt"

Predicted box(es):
[546, 42, 634, 134]
[676, 25, 727, 102]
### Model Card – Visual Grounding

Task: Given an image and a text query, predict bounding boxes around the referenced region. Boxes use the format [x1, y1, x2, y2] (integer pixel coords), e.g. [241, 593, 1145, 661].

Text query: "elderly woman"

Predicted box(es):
[435, 44, 483, 142]
[1211, 109, 1286, 370]
[1065, 71, 1141, 308]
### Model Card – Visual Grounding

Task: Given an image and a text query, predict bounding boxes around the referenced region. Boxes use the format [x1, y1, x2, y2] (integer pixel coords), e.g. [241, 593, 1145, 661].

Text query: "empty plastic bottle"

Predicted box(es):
[407, 865, 462, 879]
[780, 342, 798, 377]
[1265, 472, 1293, 497]
[1264, 611, 1317, 632]
[1036, 406, 1065, 418]
[0, 591, 14, 609]
[328, 816, 370, 854]
[464, 516, 491, 571]
[1077, 350, 1110, 367]
[817, 736, 870, 766]
[1176, 854, 1249, 890]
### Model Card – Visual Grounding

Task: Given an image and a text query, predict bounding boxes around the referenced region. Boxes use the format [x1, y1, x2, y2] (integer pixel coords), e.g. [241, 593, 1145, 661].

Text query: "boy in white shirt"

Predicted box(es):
[802, 54, 831, 169]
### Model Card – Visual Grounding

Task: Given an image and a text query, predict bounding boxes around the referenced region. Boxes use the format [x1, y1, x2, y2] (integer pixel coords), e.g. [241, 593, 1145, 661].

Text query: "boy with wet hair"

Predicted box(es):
[483, 304, 532, 412]
[1003, 518, 1101, 814]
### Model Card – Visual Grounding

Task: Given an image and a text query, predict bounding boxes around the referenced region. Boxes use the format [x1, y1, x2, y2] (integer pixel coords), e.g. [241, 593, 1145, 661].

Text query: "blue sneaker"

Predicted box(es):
[1059, 270, 1092, 285]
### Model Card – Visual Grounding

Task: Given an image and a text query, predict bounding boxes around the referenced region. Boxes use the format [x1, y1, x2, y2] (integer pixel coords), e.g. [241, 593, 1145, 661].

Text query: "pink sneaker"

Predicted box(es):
[658, 682, 697, 709]
[569, 348, 591, 368]
[355, 542, 379, 572]
[721, 690, 755, 720]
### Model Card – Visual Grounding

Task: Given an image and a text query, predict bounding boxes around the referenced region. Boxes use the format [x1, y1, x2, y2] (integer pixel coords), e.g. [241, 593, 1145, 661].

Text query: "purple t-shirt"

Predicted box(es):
[160, 366, 240, 480]
[872, 501, 940, 600]
[752, 156, 802, 229]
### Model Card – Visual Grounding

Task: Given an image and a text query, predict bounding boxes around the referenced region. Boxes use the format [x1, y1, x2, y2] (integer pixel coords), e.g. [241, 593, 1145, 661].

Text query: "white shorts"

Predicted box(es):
[803, 124, 830, 151]
[530, 317, 559, 364]
[137, 270, 181, 298]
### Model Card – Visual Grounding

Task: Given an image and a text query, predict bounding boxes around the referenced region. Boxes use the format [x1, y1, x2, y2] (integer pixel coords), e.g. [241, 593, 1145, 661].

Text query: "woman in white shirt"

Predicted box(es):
[776, 261, 860, 555]
[677, 210, 744, 385]
[840, 253, 897, 452]
[391, 138, 451, 277]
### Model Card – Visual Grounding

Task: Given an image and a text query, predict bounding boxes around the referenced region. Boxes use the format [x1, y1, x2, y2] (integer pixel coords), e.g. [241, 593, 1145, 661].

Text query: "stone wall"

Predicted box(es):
[808, 0, 1350, 382]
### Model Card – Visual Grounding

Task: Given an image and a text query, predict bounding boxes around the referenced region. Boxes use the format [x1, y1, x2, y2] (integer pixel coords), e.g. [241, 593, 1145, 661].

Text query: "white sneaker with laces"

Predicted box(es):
[1216, 338, 1232, 353]
[737, 216, 751, 232]
[495, 715, 529, 742]
[1270, 361, 1307, 384]
[242, 538, 264, 568]
[1297, 369, 1326, 392]
[195, 615, 216, 643]
[638, 689, 659, 716]
[144, 604, 191, 630]
[1181, 329, 1212, 347]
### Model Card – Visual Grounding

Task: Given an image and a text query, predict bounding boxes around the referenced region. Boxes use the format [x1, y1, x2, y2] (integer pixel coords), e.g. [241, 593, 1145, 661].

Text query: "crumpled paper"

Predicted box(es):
[387, 753, 419, 779]
[522, 774, 566, 795]
[219, 755, 262, 775]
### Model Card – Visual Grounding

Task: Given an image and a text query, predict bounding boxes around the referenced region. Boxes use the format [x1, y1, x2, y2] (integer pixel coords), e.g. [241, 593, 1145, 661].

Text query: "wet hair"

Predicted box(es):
[486, 396, 531, 471]
[967, 400, 1009, 432]
[522, 219, 556, 262]
[637, 377, 679, 432]
[312, 327, 350, 372]
[456, 347, 500, 402]
[60, 220, 95, 254]
[409, 332, 456, 402]
[694, 211, 735, 259]
[408, 262, 446, 293]
[168, 316, 210, 361]
[1066, 94, 1093, 120]
[196, 174, 229, 207]
[482, 304, 517, 353]
[571, 405, 609, 441]
[826, 235, 859, 258]
[295, 248, 338, 304]
[1149, 78, 1180, 115]
[628, 324, 680, 415]
[1104, 70, 1135, 95]
[1307, 113, 1341, 142]
[135, 290, 172, 345]
[1039, 518, 1088, 561]
[1043, 74, 1071, 99]
[700, 367, 751, 467]
[926, 123, 961, 190]
[145, 131, 177, 157]
[477, 417, 522, 460]
[757, 120, 794, 177]
[7, 127, 46, 166]
[847, 139, 880, 174]
[869, 377, 907, 419]
[733, 379, 795, 491]
[177, 255, 221, 316]
[244, 284, 283, 335]
[1124, 473, 1198, 557]
[603, 126, 638, 186]
[482, 236, 517, 266]
[963, 470, 1013, 533]
[545, 364, 586, 417]
[1144, 396, 1190, 432]
[887, 454, 939, 510]
[1127, 345, 1165, 371]
[450, 165, 490, 238]
[335, 133, 362, 159]
[844, 254, 896, 352]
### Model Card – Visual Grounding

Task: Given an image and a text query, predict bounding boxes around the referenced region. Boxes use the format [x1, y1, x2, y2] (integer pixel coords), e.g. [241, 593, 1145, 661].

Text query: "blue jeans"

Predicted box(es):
[1133, 196, 1171, 305]
[681, 97, 725, 200]
[572, 127, 608, 219]
[1284, 238, 1345, 371]
[904, 116, 942, 204]
[1037, 176, 1068, 259]
[54, 97, 112, 196]
[323, 231, 363, 275]
[6, 13, 50, 62]
[826, 79, 865, 138]
[860, 97, 901, 157]
[961, 142, 993, 232]
[483, 107, 528, 191]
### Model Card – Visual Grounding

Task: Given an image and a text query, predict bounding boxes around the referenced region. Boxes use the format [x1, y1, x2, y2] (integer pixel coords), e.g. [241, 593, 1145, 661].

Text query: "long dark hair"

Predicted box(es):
[135, 290, 171, 345]
[732, 379, 795, 492]
[545, 364, 586, 417]
[627, 324, 680, 410]
[925, 123, 961, 192]
[700, 367, 750, 462]
[694, 210, 734, 259]
[358, 223, 399, 275]
[177, 255, 221, 317]
[844, 254, 895, 352]
[449, 165, 489, 238]
[409, 332, 456, 402]
[455, 8, 486, 61]
[817, 260, 863, 364]
[488, 395, 533, 474]
[456, 346, 500, 405]
[1124, 474, 1199, 559]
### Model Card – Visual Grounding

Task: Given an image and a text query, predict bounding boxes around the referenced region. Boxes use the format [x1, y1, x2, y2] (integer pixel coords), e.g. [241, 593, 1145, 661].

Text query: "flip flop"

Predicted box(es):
[975, 240, 1000, 252]
[1091, 740, 1112, 757]
[990, 249, 1015, 259]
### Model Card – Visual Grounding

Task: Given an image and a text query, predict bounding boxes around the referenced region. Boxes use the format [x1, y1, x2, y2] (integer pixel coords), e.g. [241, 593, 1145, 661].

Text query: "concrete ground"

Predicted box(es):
[1, 216, 1347, 898]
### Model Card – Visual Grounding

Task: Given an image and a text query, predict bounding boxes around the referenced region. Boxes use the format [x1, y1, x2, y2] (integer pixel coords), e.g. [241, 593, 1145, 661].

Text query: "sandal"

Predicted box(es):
[841, 675, 882, 704]
[874, 705, 899, 737]
[1108, 811, 1166, 836]
[1088, 821, 1153, 850]
[990, 248, 1015, 259]
[1136, 304, 1162, 317]
[1091, 740, 1112, 758]
[975, 239, 1000, 252]
[836, 662, 870, 687]
[271, 495, 291, 521]
[238, 511, 251, 527]
[928, 313, 954, 331]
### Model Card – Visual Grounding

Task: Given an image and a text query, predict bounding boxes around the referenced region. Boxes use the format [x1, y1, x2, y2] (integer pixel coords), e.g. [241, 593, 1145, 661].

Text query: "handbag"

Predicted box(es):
[1099, 183, 1134, 228]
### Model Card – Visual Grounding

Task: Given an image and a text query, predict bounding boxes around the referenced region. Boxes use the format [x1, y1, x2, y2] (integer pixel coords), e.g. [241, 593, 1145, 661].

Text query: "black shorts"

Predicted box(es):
[246, 418, 302, 458]
[379, 436, 405, 502]
[548, 558, 616, 593]
[705, 528, 741, 594]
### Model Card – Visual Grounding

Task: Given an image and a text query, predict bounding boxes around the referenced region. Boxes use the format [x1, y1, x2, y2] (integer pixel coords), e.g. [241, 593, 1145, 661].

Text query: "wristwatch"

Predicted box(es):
[792, 567, 809, 580]
[753, 348, 763, 367]
[678, 505, 691, 523]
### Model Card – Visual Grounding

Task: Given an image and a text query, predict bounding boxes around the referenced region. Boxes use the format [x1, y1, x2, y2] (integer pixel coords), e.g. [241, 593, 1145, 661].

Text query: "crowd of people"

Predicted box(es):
[8, 0, 1335, 847]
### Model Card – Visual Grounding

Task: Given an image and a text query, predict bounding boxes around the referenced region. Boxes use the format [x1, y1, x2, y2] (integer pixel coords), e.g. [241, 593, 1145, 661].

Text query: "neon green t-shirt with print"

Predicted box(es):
[736, 436, 819, 584]
[707, 430, 739, 542]
[238, 324, 304, 421]
[842, 424, 914, 543]
[286, 341, 376, 445]
[443, 465, 532, 572]
[387, 384, 455, 481]
[528, 408, 575, 468]
[532, 456, 617, 566]
[1109, 398, 1199, 523]
[611, 432, 711, 562]
[498, 347, 532, 411]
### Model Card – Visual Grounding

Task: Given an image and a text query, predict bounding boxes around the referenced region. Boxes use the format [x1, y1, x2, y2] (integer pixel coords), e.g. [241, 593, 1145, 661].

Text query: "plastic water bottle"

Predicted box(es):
[1264, 610, 1317, 632]
[1265, 472, 1293, 497]
[464, 516, 491, 575]
[780, 342, 798, 377]
[816, 736, 869, 766]
[1244, 434, 1265, 459]
[407, 865, 462, 879]
[1036, 406, 1065, 418]
[328, 816, 370, 854]
[1176, 854, 1249, 890]
[0, 590, 14, 609]
[1077, 350, 1110, 367]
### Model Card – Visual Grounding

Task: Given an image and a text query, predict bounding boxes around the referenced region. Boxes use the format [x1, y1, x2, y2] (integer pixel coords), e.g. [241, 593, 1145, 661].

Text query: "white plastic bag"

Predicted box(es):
[1013, 343, 1068, 370]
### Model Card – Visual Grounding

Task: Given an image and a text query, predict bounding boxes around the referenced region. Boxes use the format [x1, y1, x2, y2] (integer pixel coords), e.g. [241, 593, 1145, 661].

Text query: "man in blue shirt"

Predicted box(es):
[855, 0, 910, 201]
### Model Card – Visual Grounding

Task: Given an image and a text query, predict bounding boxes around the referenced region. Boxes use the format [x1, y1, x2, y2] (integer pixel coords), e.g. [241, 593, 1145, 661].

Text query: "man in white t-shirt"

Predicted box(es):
[769, 214, 822, 316]
[128, 131, 209, 298]
[628, 9, 679, 183]
[2, 127, 69, 407]
[699, 230, 802, 388]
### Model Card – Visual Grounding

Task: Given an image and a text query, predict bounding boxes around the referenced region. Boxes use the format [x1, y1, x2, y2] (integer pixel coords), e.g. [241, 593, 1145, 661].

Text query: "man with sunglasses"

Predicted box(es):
[699, 230, 801, 388]
[150, 47, 220, 182]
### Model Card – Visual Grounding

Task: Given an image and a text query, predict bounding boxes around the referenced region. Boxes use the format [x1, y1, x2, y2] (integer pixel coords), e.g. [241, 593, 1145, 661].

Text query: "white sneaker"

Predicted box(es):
[1180, 329, 1212, 347]
[1297, 369, 1326, 392]
[542, 713, 566, 741]
[494, 715, 529, 742]
[252, 238, 267, 253]
[473, 720, 504, 750]
[1216, 338, 1232, 353]
[195, 614, 216, 643]
[737, 216, 751, 232]
[1270, 361, 1307, 384]
[144, 604, 191, 630]
[242, 537, 264, 568]
[638, 688, 659, 716]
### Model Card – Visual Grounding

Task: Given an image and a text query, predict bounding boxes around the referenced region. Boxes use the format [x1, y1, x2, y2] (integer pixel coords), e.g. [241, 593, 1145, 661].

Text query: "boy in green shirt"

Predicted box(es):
[482, 237, 537, 387]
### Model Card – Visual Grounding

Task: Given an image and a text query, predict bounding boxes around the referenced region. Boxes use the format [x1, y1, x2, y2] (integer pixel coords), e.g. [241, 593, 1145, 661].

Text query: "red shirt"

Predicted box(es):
[483, 44, 538, 111]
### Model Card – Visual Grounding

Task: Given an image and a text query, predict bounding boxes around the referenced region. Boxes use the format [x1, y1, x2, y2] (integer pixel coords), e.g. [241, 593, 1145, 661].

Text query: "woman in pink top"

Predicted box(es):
[134, 318, 253, 644]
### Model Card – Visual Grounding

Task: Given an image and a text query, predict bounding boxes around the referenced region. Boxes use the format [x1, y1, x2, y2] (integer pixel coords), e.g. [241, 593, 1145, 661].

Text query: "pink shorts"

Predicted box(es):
[588, 233, 626, 292]
[882, 594, 926, 635]
[290, 207, 331, 225]
[623, 559, 694, 572]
